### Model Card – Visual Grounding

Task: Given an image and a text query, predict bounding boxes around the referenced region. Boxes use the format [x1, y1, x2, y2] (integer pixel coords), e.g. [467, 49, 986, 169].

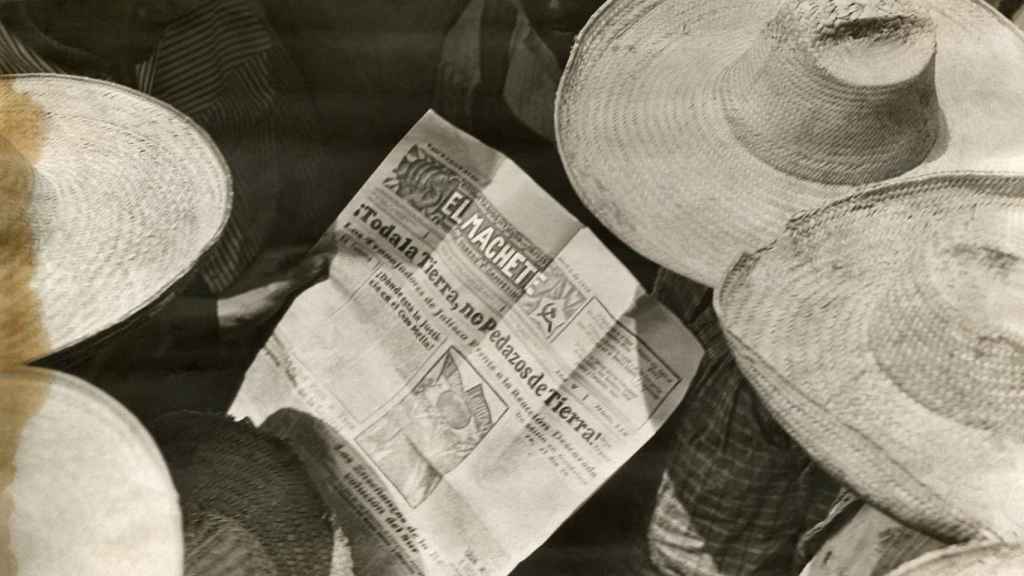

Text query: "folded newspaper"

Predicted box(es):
[230, 111, 704, 576]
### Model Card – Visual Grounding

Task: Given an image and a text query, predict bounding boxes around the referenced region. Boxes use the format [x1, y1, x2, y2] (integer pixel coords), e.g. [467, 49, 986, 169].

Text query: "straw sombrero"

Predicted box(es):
[0, 367, 183, 576]
[556, 0, 1024, 287]
[885, 542, 1024, 576]
[150, 412, 354, 576]
[0, 74, 231, 368]
[716, 173, 1024, 541]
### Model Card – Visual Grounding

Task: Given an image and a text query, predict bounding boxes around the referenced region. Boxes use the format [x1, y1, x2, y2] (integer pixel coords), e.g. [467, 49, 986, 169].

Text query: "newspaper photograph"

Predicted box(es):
[230, 110, 704, 576]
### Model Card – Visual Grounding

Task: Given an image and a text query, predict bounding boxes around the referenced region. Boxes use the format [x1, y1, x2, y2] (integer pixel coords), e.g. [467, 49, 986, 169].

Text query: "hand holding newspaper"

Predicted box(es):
[231, 111, 704, 576]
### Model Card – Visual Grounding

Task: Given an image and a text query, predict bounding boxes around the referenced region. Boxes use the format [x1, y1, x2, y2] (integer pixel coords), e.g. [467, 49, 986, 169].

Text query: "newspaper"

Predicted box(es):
[230, 111, 704, 576]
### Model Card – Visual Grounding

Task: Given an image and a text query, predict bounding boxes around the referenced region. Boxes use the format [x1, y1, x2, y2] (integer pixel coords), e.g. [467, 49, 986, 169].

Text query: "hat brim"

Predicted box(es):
[150, 411, 352, 576]
[556, 0, 1024, 287]
[1, 74, 231, 366]
[1, 367, 183, 576]
[715, 173, 1024, 541]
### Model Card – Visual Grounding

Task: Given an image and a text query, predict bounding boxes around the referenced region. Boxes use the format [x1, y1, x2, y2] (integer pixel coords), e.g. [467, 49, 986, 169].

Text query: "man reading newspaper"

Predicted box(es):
[230, 111, 703, 576]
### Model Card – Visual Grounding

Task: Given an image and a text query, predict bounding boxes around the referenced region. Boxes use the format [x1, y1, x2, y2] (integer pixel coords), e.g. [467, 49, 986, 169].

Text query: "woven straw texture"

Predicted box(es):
[0, 74, 231, 368]
[885, 542, 1024, 576]
[0, 367, 182, 576]
[151, 411, 352, 576]
[716, 173, 1024, 542]
[556, 0, 1024, 287]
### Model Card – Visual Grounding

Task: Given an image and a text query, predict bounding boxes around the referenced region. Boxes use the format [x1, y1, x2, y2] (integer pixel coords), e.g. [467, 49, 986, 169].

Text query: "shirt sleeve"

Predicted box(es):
[146, 0, 334, 294]
[646, 268, 841, 576]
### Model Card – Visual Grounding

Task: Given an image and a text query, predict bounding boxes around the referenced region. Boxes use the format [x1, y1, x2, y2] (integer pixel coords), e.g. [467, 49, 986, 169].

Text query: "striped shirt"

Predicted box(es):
[0, 0, 328, 294]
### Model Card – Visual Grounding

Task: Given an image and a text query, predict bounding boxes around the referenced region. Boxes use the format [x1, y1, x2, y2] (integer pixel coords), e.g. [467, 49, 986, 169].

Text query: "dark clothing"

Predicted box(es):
[646, 271, 843, 576]
[3, 0, 332, 421]
[0, 0, 331, 292]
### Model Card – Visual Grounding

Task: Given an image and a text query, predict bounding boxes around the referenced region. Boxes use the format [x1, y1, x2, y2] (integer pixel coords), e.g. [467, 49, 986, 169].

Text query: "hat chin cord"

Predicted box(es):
[719, 0, 940, 185]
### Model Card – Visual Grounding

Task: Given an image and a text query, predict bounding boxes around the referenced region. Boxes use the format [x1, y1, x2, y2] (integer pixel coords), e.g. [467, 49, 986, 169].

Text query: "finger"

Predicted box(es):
[309, 232, 342, 258]
[258, 245, 312, 271]
[260, 253, 330, 297]
[224, 245, 315, 296]
[295, 253, 332, 286]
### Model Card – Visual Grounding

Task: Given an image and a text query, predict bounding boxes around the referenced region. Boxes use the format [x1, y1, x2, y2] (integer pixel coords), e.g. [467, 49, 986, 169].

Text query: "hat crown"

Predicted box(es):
[721, 0, 939, 185]
[784, 0, 934, 84]
[870, 212, 1024, 436]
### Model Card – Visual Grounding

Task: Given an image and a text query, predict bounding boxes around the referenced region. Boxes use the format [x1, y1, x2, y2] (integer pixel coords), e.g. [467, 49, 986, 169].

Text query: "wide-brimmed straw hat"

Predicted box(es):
[150, 412, 353, 576]
[716, 173, 1024, 541]
[0, 74, 231, 368]
[0, 367, 183, 576]
[556, 0, 1024, 287]
[885, 542, 1024, 576]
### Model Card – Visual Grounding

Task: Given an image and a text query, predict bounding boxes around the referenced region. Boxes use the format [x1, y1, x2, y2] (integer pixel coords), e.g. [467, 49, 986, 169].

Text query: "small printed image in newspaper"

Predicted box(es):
[358, 347, 508, 508]
[231, 110, 704, 576]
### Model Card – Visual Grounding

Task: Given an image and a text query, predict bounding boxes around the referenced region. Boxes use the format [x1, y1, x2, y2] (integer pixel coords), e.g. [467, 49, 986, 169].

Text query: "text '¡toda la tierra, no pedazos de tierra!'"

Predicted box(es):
[351, 203, 601, 446]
